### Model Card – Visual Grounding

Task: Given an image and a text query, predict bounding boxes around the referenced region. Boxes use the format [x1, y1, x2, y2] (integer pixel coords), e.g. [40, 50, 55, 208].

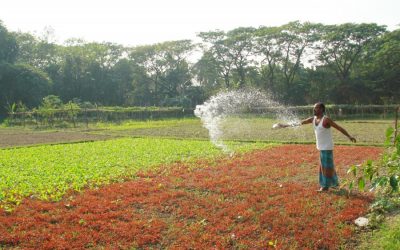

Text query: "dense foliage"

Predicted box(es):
[1, 20, 399, 117]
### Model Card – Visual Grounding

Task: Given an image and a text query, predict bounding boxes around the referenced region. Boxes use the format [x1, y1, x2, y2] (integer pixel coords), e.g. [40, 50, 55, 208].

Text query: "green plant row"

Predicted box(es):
[6, 106, 194, 127]
[347, 127, 400, 194]
[0, 138, 271, 211]
[345, 127, 400, 248]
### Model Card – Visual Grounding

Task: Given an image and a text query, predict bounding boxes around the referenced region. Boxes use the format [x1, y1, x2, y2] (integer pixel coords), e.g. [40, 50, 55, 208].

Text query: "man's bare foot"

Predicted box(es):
[317, 187, 329, 192]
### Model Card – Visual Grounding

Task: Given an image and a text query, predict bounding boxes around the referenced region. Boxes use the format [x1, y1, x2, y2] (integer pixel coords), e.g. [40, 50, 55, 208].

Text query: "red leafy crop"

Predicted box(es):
[0, 145, 382, 249]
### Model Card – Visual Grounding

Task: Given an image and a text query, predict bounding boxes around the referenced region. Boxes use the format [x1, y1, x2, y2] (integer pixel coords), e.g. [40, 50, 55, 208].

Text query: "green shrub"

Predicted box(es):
[347, 127, 400, 194]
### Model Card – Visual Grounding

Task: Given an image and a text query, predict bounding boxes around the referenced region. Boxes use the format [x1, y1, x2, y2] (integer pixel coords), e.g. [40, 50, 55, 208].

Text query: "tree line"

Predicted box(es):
[1, 20, 399, 117]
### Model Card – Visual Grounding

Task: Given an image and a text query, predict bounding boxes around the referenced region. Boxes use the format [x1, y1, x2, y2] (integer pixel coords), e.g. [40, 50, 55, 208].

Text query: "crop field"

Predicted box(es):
[0, 117, 391, 249]
[93, 117, 391, 143]
[0, 117, 392, 148]
[0, 137, 268, 210]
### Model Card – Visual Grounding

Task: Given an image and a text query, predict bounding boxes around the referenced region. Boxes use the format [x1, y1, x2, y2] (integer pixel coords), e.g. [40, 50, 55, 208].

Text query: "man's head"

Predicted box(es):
[313, 102, 325, 116]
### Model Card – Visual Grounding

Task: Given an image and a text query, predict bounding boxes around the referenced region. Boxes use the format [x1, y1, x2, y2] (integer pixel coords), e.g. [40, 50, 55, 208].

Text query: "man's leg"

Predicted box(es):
[318, 150, 338, 191]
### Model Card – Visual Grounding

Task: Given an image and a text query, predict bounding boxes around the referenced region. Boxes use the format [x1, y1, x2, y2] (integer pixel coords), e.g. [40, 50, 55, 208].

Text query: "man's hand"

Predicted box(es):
[349, 136, 356, 143]
[272, 123, 288, 129]
[272, 122, 301, 129]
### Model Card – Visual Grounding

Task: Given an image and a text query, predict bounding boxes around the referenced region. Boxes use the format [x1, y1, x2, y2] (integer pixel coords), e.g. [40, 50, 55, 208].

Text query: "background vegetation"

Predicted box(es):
[1, 20, 399, 120]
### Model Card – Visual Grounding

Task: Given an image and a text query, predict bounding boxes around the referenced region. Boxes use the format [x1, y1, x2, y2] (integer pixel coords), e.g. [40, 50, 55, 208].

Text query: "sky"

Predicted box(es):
[1, 0, 399, 47]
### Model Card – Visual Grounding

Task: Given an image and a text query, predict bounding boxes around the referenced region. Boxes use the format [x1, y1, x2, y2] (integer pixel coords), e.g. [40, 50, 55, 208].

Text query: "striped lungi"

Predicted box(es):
[319, 150, 338, 188]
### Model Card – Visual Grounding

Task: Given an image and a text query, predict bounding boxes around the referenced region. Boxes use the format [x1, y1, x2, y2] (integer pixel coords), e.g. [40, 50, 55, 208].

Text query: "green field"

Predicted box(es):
[2, 117, 392, 147]
[89, 117, 391, 145]
[0, 116, 398, 248]
[0, 135, 271, 210]
[0, 116, 393, 209]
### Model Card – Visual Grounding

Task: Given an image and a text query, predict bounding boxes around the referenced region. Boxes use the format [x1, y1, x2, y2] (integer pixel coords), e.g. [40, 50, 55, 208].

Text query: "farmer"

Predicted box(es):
[275, 102, 356, 192]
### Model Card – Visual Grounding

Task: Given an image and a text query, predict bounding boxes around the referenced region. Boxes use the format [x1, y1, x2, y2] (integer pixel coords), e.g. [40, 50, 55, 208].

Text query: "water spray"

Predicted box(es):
[195, 88, 300, 154]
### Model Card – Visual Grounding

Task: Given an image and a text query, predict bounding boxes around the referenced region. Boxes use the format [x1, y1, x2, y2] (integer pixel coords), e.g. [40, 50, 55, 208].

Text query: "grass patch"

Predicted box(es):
[82, 117, 392, 146]
[0, 117, 393, 146]
[356, 212, 400, 249]
[93, 118, 200, 130]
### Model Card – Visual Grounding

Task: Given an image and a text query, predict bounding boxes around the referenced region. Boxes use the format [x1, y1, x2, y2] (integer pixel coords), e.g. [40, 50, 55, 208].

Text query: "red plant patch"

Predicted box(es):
[0, 145, 383, 249]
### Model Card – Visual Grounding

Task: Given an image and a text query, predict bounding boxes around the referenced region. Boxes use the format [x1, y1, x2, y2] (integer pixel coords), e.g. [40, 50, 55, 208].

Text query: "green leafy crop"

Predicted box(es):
[0, 138, 270, 210]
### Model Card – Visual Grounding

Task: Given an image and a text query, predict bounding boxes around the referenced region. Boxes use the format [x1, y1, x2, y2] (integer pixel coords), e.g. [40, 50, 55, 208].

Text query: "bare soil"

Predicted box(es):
[0, 131, 116, 148]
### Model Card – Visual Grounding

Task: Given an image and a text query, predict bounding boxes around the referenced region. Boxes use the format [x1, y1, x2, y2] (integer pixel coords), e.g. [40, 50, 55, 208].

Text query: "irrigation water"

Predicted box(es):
[194, 88, 301, 154]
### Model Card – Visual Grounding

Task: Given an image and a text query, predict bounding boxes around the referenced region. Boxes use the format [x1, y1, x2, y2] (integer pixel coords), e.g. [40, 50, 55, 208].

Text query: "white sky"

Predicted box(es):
[1, 0, 399, 47]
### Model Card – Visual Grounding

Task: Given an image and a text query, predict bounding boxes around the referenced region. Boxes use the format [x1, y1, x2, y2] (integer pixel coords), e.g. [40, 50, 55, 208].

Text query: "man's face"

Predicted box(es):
[313, 104, 323, 116]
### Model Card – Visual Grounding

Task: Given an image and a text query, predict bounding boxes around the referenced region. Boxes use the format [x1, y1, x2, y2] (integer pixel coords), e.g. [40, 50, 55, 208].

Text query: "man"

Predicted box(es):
[276, 102, 356, 192]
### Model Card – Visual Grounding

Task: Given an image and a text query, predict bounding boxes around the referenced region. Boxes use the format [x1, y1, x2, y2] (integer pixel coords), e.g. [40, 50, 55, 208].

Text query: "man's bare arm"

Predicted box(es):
[273, 117, 313, 129]
[327, 118, 357, 142]
[301, 117, 313, 125]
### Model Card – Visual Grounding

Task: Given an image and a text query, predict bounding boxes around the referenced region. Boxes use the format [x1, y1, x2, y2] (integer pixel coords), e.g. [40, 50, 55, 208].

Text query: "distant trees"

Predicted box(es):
[196, 22, 395, 105]
[0, 21, 18, 63]
[254, 26, 282, 93]
[0, 19, 399, 117]
[0, 63, 52, 114]
[316, 23, 387, 103]
[128, 40, 195, 107]
[197, 30, 235, 88]
[357, 28, 400, 104]
[0, 21, 52, 116]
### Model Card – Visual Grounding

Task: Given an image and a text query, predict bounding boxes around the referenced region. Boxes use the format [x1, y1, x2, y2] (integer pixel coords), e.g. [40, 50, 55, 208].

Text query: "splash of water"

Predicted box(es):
[194, 88, 300, 154]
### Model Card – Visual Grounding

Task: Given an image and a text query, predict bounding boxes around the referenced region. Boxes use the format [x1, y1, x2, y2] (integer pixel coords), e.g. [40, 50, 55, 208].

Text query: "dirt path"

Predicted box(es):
[0, 131, 116, 148]
[0, 145, 383, 249]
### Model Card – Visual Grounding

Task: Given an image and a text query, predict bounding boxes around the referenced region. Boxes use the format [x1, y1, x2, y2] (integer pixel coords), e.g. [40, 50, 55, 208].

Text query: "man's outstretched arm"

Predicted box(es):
[273, 117, 313, 129]
[327, 118, 357, 142]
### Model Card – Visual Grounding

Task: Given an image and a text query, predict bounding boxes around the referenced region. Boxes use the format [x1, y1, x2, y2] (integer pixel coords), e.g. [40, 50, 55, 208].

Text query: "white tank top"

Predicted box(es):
[313, 116, 333, 150]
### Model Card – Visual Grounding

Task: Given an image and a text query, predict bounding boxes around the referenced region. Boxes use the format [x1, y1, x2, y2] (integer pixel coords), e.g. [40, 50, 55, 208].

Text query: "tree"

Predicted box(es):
[305, 66, 338, 104]
[358, 28, 400, 103]
[40, 95, 63, 109]
[0, 20, 18, 63]
[129, 63, 154, 106]
[56, 41, 125, 104]
[198, 30, 234, 88]
[276, 21, 322, 102]
[226, 27, 256, 88]
[160, 40, 195, 103]
[74, 42, 124, 105]
[13, 31, 61, 71]
[109, 58, 135, 106]
[192, 50, 222, 96]
[254, 26, 282, 93]
[129, 40, 194, 106]
[57, 51, 87, 102]
[317, 23, 386, 103]
[0, 63, 52, 115]
[129, 44, 167, 105]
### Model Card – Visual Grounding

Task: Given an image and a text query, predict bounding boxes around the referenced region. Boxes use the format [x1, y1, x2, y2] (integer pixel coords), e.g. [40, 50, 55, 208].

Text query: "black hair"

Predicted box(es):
[316, 102, 326, 113]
